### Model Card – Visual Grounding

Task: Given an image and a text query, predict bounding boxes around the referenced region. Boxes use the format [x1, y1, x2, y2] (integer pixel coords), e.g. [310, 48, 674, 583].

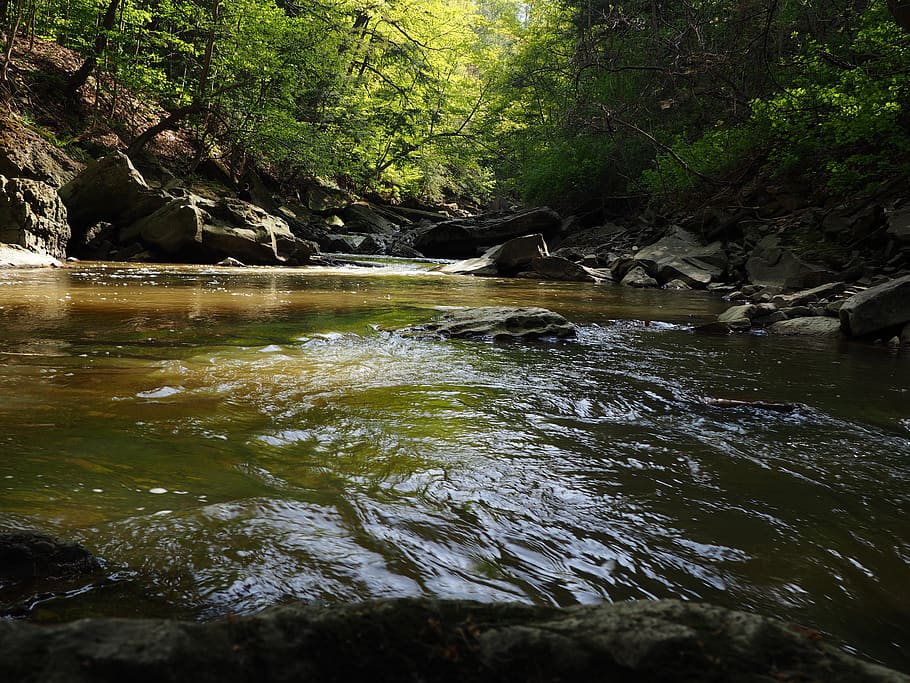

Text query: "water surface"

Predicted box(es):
[1, 262, 907, 670]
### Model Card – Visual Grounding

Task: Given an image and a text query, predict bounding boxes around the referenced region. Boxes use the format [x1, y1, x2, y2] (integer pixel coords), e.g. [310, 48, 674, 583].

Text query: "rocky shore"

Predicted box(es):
[2, 115, 909, 343]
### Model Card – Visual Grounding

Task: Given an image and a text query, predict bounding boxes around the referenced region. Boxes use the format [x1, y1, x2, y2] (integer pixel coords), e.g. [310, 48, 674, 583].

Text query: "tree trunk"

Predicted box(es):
[126, 101, 202, 157]
[65, 0, 120, 98]
[0, 0, 23, 86]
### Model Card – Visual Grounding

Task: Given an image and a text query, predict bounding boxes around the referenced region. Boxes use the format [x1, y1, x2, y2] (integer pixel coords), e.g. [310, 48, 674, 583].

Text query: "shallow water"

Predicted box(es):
[1, 262, 908, 670]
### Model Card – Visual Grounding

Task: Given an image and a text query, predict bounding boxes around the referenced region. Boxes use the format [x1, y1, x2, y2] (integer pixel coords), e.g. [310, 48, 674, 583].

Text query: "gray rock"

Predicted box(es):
[902, 322, 910, 345]
[770, 281, 846, 308]
[718, 304, 759, 323]
[634, 226, 728, 287]
[413, 221, 476, 258]
[0, 176, 70, 259]
[340, 202, 401, 235]
[664, 279, 692, 290]
[0, 243, 61, 268]
[746, 235, 835, 290]
[529, 255, 604, 282]
[752, 310, 788, 327]
[120, 197, 203, 254]
[621, 265, 658, 288]
[839, 275, 910, 337]
[119, 195, 318, 265]
[469, 207, 561, 247]
[404, 306, 575, 341]
[768, 317, 843, 337]
[0, 598, 903, 683]
[438, 234, 548, 277]
[0, 120, 84, 187]
[58, 152, 172, 236]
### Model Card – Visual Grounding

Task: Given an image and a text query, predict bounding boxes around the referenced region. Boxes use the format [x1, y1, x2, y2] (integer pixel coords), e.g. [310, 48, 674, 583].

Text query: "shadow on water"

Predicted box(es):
[1, 263, 908, 671]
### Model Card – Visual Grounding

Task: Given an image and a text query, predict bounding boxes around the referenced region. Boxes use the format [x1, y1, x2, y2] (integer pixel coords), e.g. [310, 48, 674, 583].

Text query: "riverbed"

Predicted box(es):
[1, 262, 908, 670]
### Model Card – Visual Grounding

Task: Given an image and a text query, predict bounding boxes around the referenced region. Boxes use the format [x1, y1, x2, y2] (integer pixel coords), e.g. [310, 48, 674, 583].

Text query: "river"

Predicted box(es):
[1, 261, 908, 670]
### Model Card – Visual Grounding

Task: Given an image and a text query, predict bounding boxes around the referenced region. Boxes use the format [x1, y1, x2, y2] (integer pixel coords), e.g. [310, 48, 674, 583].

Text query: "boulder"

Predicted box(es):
[197, 198, 317, 265]
[58, 152, 172, 237]
[438, 234, 548, 277]
[119, 197, 203, 255]
[404, 306, 575, 341]
[413, 221, 476, 258]
[621, 265, 659, 288]
[0, 532, 100, 583]
[746, 235, 835, 290]
[0, 243, 61, 268]
[469, 207, 561, 247]
[119, 195, 318, 265]
[340, 202, 401, 235]
[839, 275, 910, 337]
[770, 282, 846, 308]
[0, 598, 903, 683]
[634, 226, 728, 287]
[718, 304, 759, 323]
[529, 255, 605, 282]
[0, 176, 70, 259]
[768, 317, 843, 337]
[0, 119, 84, 187]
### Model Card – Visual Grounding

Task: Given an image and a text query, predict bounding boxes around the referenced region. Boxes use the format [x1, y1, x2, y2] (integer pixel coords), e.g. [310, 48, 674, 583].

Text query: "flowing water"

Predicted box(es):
[0, 262, 908, 670]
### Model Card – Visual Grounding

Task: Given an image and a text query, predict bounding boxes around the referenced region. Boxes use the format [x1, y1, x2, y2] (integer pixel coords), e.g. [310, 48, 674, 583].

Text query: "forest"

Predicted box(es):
[1, 0, 909, 214]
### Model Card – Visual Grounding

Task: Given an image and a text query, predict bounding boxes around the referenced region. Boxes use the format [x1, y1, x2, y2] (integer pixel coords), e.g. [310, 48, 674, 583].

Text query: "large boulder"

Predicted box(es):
[340, 202, 402, 235]
[403, 306, 575, 341]
[633, 226, 728, 288]
[438, 234, 548, 276]
[0, 598, 903, 683]
[119, 197, 204, 255]
[119, 195, 318, 265]
[58, 152, 172, 237]
[0, 119, 84, 188]
[746, 235, 835, 290]
[839, 275, 910, 337]
[0, 176, 70, 259]
[469, 207, 561, 247]
[413, 221, 477, 259]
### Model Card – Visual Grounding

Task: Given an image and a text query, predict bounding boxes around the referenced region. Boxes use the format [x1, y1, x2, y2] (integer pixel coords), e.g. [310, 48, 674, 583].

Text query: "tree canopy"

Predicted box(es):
[2, 0, 909, 208]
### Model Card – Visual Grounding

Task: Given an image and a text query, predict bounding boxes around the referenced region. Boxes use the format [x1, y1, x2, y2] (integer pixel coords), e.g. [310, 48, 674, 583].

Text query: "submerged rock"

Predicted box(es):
[0, 598, 903, 683]
[403, 306, 575, 341]
[0, 532, 100, 583]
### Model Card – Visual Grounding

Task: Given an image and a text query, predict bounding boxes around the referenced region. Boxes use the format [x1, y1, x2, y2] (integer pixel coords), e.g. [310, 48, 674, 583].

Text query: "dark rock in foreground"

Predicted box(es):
[0, 598, 904, 683]
[403, 306, 576, 341]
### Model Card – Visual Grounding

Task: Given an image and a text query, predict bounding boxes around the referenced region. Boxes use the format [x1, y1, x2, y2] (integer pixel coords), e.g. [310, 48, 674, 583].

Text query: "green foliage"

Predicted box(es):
[640, 124, 762, 196]
[751, 2, 910, 192]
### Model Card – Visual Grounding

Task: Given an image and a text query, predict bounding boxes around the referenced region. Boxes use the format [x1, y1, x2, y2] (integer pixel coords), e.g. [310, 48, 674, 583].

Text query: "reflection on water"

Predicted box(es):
[1, 263, 908, 670]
